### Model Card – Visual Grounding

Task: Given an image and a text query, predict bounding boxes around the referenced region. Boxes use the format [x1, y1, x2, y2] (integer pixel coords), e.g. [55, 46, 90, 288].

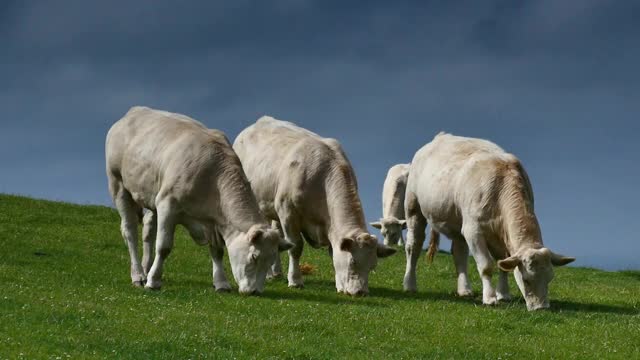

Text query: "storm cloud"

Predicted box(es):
[1, 1, 639, 269]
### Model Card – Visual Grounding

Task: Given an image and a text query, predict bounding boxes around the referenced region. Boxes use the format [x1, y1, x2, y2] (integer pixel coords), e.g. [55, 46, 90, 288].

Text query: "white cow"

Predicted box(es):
[404, 132, 574, 310]
[105, 107, 292, 295]
[370, 163, 409, 246]
[233, 116, 396, 296]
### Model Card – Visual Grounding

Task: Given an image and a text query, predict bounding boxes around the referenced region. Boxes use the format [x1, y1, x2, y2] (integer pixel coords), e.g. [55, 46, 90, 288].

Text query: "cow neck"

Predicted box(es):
[325, 163, 368, 241]
[215, 163, 267, 240]
[498, 174, 543, 255]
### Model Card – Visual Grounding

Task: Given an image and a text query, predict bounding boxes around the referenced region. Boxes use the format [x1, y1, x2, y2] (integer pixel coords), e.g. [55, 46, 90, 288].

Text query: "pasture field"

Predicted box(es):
[0, 194, 638, 359]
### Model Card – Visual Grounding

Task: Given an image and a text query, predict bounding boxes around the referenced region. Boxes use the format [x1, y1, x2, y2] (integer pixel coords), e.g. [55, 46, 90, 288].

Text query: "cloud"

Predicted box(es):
[1, 1, 639, 269]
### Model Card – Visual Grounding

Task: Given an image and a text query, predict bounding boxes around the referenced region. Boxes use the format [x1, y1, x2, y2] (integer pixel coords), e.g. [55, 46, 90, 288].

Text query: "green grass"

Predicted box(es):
[0, 194, 638, 359]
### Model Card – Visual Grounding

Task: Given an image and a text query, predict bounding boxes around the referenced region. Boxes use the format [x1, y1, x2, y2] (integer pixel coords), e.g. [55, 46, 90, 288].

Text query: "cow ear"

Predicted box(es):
[550, 252, 575, 266]
[376, 243, 397, 258]
[497, 256, 521, 272]
[278, 238, 294, 252]
[370, 221, 382, 229]
[249, 228, 263, 245]
[340, 238, 355, 252]
[399, 220, 407, 230]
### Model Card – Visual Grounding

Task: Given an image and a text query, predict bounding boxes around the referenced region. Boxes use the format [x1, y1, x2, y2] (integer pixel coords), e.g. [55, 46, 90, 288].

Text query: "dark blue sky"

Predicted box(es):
[1, 1, 639, 270]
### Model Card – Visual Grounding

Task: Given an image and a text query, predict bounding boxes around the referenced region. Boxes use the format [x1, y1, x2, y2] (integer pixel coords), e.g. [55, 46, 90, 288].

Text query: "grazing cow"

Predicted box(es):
[105, 107, 292, 294]
[233, 116, 396, 296]
[404, 132, 574, 310]
[370, 163, 410, 246]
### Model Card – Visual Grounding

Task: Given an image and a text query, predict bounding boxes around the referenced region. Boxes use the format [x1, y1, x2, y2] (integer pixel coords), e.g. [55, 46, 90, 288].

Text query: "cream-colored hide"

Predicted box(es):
[233, 116, 396, 296]
[370, 163, 409, 246]
[405, 132, 574, 310]
[105, 107, 292, 294]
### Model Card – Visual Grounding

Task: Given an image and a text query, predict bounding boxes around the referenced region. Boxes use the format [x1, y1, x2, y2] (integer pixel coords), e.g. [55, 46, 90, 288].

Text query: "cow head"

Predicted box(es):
[227, 225, 293, 295]
[370, 217, 407, 246]
[333, 233, 396, 296]
[498, 247, 575, 311]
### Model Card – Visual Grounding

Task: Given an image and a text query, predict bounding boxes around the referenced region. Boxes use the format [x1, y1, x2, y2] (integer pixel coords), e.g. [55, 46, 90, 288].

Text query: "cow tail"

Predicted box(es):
[426, 228, 440, 264]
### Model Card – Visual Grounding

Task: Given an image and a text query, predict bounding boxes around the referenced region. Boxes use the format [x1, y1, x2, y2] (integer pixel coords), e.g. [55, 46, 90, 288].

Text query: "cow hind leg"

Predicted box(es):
[451, 235, 473, 297]
[141, 211, 157, 277]
[111, 181, 145, 287]
[145, 199, 177, 290]
[462, 222, 497, 305]
[403, 191, 427, 292]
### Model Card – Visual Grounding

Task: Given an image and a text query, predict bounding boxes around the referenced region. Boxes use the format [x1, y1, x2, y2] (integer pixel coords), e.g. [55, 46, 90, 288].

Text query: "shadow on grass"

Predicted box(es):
[260, 278, 481, 307]
[619, 271, 640, 282]
[550, 300, 639, 315]
[367, 285, 478, 305]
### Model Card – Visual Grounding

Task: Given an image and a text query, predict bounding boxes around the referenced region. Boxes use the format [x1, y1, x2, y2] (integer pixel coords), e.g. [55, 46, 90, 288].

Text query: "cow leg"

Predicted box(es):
[111, 180, 145, 287]
[398, 232, 405, 247]
[451, 236, 473, 297]
[141, 211, 157, 277]
[145, 200, 177, 290]
[209, 241, 232, 292]
[496, 270, 511, 301]
[403, 191, 427, 292]
[285, 229, 304, 288]
[267, 220, 283, 279]
[462, 223, 497, 305]
[280, 220, 304, 288]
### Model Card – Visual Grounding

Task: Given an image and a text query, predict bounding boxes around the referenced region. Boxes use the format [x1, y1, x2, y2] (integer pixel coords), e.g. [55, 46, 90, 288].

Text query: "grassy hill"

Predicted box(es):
[0, 194, 638, 359]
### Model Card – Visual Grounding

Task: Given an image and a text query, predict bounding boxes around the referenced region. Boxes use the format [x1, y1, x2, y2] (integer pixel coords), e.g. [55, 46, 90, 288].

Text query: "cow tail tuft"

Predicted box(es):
[426, 228, 440, 264]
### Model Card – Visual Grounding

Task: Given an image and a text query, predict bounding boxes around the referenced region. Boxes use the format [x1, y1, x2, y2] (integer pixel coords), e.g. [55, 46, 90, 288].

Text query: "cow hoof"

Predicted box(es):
[215, 287, 232, 293]
[267, 273, 283, 280]
[288, 283, 304, 289]
[132, 280, 145, 288]
[144, 285, 161, 291]
[144, 280, 162, 291]
[457, 289, 474, 297]
[497, 293, 512, 302]
[483, 297, 498, 306]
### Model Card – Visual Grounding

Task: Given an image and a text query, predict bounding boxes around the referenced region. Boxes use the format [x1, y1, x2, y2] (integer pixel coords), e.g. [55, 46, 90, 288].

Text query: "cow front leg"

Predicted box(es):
[141, 211, 157, 277]
[285, 232, 304, 288]
[403, 191, 427, 292]
[282, 222, 304, 288]
[209, 242, 231, 292]
[145, 201, 176, 290]
[113, 186, 145, 287]
[463, 223, 497, 305]
[267, 220, 283, 280]
[496, 270, 511, 301]
[451, 236, 473, 297]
